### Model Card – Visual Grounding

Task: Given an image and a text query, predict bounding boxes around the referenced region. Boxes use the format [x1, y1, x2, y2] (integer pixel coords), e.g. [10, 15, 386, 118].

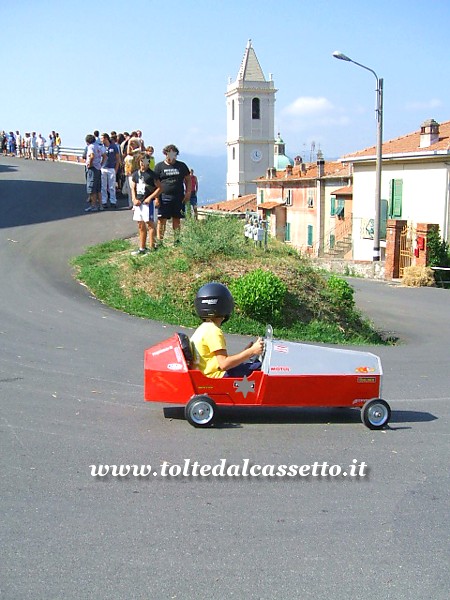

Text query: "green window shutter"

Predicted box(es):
[389, 179, 403, 218]
[336, 198, 345, 218]
[330, 195, 336, 216]
[285, 223, 291, 242]
[260, 190, 264, 203]
[380, 199, 388, 240]
[307, 225, 313, 246]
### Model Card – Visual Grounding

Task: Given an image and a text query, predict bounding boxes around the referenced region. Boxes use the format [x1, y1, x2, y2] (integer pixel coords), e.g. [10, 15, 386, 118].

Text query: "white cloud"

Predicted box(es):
[405, 98, 443, 110]
[282, 96, 334, 117]
[279, 96, 350, 132]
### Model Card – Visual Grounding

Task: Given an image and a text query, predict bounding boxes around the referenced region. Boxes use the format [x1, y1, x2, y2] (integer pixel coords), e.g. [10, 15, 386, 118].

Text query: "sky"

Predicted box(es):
[2, 0, 450, 163]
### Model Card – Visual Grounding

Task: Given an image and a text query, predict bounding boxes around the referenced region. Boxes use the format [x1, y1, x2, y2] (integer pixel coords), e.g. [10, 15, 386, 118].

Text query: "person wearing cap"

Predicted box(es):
[190, 282, 264, 378]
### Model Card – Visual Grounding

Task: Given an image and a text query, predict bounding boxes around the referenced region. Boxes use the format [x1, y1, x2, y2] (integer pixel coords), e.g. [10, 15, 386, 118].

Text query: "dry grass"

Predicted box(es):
[402, 265, 435, 287]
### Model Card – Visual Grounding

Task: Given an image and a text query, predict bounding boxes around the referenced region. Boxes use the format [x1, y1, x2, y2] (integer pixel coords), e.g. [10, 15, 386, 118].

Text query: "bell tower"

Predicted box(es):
[225, 40, 276, 199]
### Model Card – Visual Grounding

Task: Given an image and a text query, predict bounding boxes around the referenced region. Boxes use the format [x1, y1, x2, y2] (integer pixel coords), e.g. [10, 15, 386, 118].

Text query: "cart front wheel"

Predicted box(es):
[361, 398, 391, 430]
[185, 395, 216, 428]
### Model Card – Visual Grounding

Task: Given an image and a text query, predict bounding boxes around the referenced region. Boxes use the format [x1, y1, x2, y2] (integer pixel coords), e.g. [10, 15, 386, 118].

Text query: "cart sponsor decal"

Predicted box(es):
[174, 346, 183, 363]
[274, 344, 289, 353]
[270, 366, 291, 372]
[152, 345, 173, 356]
[357, 377, 377, 384]
[234, 376, 255, 398]
[355, 366, 375, 373]
[167, 363, 183, 371]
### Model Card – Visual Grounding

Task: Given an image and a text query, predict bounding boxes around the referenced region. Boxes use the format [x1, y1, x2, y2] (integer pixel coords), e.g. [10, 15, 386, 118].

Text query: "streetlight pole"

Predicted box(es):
[333, 51, 383, 262]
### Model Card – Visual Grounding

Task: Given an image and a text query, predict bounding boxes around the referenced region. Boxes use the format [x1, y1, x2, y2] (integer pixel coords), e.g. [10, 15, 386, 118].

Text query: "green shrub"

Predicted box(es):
[230, 269, 287, 325]
[427, 227, 450, 267]
[326, 274, 354, 309]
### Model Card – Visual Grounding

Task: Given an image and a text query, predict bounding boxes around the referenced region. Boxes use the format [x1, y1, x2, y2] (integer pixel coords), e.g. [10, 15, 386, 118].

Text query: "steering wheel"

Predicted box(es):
[258, 324, 273, 363]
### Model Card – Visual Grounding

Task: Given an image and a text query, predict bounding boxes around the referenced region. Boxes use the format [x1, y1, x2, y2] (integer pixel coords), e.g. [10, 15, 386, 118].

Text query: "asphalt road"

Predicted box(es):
[1, 157, 449, 599]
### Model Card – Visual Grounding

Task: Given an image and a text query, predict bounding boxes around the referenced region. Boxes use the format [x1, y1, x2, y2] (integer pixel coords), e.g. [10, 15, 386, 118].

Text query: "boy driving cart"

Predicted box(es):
[190, 282, 264, 378]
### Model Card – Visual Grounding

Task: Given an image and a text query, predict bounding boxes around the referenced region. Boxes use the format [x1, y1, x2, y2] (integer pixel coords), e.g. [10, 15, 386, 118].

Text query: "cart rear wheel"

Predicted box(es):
[185, 395, 216, 428]
[361, 398, 391, 430]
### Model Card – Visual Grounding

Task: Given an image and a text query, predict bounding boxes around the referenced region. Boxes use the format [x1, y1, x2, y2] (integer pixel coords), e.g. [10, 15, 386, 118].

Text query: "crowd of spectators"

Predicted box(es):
[1, 127, 199, 253]
[83, 129, 153, 212]
[0, 130, 61, 161]
[84, 130, 198, 254]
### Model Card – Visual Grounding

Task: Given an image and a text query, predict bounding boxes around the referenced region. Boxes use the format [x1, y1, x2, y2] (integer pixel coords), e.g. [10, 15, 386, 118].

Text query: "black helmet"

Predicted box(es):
[194, 282, 234, 322]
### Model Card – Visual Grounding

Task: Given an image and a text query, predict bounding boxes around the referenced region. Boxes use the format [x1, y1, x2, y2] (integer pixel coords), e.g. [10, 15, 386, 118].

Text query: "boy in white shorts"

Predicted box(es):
[130, 155, 162, 255]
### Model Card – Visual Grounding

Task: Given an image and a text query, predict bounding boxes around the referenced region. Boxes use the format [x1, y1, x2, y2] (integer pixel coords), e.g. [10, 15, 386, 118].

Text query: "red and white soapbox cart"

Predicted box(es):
[144, 326, 391, 429]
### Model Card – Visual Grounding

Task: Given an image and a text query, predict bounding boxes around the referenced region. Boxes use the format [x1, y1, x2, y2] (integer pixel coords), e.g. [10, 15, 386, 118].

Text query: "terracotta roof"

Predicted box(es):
[202, 194, 257, 213]
[343, 119, 450, 159]
[258, 161, 351, 181]
[258, 201, 285, 209]
[332, 185, 353, 195]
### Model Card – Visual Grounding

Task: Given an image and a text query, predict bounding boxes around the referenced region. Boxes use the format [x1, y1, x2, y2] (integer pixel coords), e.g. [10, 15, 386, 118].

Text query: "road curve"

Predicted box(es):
[1, 157, 449, 599]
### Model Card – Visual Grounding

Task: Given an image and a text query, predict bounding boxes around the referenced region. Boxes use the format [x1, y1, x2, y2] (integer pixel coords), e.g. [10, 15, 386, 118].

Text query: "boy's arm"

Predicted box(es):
[130, 178, 139, 205]
[144, 180, 161, 206]
[214, 338, 263, 372]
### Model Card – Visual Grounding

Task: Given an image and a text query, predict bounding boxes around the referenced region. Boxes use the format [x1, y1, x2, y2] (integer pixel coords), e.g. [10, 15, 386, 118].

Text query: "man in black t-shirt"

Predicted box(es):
[153, 144, 191, 243]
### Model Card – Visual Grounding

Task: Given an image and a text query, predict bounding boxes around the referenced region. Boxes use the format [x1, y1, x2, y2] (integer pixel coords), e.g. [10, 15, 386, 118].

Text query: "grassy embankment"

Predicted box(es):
[71, 215, 388, 345]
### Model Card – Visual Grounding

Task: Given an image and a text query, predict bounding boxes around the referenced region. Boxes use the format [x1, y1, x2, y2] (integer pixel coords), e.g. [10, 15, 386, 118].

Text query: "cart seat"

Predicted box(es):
[177, 332, 194, 368]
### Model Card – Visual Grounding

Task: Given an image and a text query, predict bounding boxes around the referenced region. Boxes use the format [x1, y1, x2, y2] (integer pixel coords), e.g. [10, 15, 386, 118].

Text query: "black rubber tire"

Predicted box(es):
[185, 395, 216, 428]
[361, 398, 391, 430]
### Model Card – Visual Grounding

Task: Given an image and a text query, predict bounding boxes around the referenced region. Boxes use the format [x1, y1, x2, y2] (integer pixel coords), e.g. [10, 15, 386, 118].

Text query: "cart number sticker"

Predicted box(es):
[167, 363, 183, 371]
[357, 377, 376, 383]
[274, 344, 289, 353]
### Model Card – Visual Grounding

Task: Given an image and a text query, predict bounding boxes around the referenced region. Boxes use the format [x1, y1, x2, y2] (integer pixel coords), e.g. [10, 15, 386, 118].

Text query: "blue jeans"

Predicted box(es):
[224, 360, 261, 378]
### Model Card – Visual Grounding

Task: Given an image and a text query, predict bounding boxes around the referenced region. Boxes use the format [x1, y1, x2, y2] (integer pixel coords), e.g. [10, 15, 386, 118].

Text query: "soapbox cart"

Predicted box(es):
[144, 326, 391, 429]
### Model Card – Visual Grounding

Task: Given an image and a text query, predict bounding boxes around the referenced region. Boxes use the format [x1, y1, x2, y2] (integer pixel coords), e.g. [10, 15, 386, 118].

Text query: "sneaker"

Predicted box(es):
[98, 205, 104, 211]
[131, 248, 148, 256]
[85, 206, 94, 212]
[110, 203, 117, 209]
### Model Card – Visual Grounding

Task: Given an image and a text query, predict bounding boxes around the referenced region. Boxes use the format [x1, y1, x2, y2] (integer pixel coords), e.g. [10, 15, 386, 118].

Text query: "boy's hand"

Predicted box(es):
[250, 337, 264, 356]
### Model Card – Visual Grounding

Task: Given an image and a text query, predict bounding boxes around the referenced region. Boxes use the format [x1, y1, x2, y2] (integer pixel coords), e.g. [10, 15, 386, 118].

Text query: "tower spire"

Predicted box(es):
[237, 40, 266, 82]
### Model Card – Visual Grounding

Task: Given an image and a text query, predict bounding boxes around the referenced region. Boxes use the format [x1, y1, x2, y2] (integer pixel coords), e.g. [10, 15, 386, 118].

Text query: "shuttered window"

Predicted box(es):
[330, 195, 344, 217]
[389, 179, 403, 218]
[307, 225, 313, 247]
[380, 199, 388, 240]
[285, 223, 291, 242]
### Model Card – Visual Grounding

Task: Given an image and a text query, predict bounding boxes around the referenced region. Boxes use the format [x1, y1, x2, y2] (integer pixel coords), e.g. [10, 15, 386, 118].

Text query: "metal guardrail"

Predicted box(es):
[431, 266, 450, 288]
[59, 147, 85, 163]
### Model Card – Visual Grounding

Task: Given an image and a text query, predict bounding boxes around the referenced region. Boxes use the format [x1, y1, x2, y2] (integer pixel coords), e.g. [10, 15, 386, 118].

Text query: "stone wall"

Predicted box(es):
[310, 258, 385, 280]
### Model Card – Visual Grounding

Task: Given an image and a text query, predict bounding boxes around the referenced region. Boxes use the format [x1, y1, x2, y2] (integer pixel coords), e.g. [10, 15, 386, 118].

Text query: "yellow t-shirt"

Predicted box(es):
[190, 321, 227, 378]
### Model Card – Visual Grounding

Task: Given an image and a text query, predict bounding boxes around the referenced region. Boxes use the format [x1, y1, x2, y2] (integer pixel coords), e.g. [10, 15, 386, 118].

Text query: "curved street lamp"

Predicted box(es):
[333, 51, 383, 262]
